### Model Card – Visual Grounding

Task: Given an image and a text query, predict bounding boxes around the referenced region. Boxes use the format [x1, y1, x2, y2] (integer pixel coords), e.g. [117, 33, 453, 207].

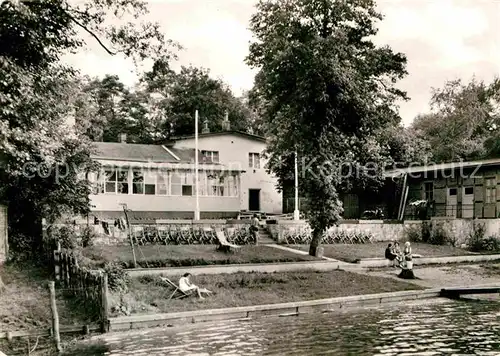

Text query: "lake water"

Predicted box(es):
[100, 299, 500, 356]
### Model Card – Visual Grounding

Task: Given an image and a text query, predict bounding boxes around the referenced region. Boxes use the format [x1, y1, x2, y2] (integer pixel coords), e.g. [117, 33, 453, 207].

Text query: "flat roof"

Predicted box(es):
[385, 158, 500, 178]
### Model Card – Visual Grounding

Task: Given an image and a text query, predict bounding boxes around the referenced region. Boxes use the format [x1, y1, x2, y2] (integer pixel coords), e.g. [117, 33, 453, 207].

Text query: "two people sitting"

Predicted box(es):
[178, 273, 213, 299]
[385, 241, 413, 269]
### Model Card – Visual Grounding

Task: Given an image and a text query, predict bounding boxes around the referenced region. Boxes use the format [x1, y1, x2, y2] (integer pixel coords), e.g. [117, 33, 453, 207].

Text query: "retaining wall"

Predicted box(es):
[108, 288, 441, 331]
[269, 218, 500, 246]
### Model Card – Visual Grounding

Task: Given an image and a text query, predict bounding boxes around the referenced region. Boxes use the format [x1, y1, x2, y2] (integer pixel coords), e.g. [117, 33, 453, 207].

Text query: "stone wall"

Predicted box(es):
[268, 220, 408, 244]
[268, 218, 500, 246]
[0, 205, 7, 264]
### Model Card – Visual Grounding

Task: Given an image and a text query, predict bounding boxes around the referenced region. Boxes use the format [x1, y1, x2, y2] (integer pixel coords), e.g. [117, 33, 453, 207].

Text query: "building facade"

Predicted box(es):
[172, 131, 283, 214]
[88, 142, 244, 220]
[386, 158, 500, 220]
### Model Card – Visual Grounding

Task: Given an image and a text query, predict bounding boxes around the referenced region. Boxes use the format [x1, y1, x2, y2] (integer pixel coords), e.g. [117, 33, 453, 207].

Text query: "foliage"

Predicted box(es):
[429, 225, 453, 246]
[467, 222, 500, 252]
[80, 225, 98, 248]
[411, 77, 500, 162]
[0, 0, 176, 248]
[141, 65, 257, 138]
[103, 262, 129, 293]
[404, 224, 422, 243]
[246, 0, 408, 255]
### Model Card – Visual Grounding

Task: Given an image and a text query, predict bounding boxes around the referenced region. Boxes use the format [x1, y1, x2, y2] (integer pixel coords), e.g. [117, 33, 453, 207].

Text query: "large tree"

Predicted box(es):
[0, 0, 175, 252]
[142, 65, 256, 137]
[411, 78, 500, 162]
[247, 0, 408, 256]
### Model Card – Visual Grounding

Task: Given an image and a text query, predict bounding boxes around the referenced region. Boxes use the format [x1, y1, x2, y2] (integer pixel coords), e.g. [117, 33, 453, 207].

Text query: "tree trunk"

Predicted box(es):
[309, 229, 323, 257]
[0, 275, 4, 293]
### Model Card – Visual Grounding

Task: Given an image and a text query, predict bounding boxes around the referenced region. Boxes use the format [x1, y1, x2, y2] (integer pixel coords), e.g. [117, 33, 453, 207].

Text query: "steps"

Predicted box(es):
[257, 226, 275, 245]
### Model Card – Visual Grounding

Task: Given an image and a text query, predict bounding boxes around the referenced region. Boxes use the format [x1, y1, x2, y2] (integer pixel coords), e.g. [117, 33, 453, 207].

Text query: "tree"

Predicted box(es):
[246, 0, 408, 256]
[0, 0, 176, 251]
[411, 78, 500, 162]
[142, 65, 256, 137]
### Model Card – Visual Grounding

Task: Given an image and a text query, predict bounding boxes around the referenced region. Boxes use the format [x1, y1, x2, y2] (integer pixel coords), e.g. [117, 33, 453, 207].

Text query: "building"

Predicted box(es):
[386, 158, 500, 220]
[172, 130, 282, 214]
[88, 141, 245, 220]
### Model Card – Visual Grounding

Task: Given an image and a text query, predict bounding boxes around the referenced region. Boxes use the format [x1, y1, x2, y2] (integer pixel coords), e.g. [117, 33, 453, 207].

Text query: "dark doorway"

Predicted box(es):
[248, 189, 261, 211]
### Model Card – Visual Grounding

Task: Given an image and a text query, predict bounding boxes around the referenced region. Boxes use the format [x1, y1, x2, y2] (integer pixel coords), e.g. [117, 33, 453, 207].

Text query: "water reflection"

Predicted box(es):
[102, 299, 500, 356]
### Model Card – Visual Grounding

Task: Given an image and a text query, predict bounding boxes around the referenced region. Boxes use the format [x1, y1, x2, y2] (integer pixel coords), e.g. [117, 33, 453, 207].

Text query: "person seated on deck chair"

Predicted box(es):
[385, 243, 399, 267]
[178, 273, 213, 300]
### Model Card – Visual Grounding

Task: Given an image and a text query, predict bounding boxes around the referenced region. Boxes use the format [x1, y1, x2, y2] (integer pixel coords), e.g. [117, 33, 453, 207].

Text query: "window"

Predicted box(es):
[424, 182, 433, 201]
[170, 172, 182, 196]
[449, 188, 457, 196]
[464, 187, 474, 195]
[104, 168, 128, 194]
[224, 174, 239, 197]
[485, 178, 496, 203]
[181, 172, 194, 196]
[201, 150, 220, 163]
[132, 171, 156, 195]
[157, 173, 169, 195]
[207, 174, 224, 196]
[249, 152, 260, 168]
[132, 171, 144, 194]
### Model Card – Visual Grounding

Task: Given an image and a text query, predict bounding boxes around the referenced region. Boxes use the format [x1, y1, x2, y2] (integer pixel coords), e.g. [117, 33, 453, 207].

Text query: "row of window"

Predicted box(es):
[93, 169, 239, 197]
[201, 150, 261, 169]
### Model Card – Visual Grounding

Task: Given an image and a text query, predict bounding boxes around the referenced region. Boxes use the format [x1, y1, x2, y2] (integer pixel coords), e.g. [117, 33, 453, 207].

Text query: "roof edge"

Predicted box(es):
[172, 130, 266, 142]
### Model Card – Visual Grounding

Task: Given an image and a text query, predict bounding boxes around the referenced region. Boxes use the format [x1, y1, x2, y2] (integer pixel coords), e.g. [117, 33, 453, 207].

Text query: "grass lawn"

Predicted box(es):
[481, 262, 500, 275]
[0, 262, 96, 355]
[111, 270, 423, 316]
[287, 242, 475, 263]
[80, 245, 319, 268]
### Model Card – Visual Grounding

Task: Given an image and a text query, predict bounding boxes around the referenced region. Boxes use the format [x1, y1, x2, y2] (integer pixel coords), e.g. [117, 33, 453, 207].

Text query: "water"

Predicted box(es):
[101, 299, 500, 356]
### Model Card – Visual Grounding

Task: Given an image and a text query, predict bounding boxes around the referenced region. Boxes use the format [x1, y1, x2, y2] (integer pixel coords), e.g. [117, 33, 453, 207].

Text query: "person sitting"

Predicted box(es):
[178, 273, 213, 300]
[385, 243, 398, 267]
[403, 241, 413, 270]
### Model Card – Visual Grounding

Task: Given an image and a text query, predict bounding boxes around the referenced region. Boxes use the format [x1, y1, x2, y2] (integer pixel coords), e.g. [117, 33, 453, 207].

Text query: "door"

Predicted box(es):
[248, 189, 261, 211]
[446, 187, 458, 217]
[462, 186, 474, 218]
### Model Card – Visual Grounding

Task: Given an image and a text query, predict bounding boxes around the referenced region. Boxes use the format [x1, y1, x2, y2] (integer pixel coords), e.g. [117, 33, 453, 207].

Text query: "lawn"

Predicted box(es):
[287, 242, 475, 263]
[80, 245, 319, 269]
[110, 270, 423, 316]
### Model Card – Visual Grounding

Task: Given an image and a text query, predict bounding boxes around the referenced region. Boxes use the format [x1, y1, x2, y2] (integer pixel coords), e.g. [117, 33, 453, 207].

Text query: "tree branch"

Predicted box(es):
[66, 13, 117, 56]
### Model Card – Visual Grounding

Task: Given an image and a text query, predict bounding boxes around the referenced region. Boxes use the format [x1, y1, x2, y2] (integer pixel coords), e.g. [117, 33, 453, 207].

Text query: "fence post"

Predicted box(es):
[48, 281, 61, 353]
[101, 272, 109, 333]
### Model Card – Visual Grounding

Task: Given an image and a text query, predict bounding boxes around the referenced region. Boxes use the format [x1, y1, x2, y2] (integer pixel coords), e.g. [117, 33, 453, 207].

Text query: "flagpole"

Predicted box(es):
[194, 110, 200, 221]
[294, 150, 300, 220]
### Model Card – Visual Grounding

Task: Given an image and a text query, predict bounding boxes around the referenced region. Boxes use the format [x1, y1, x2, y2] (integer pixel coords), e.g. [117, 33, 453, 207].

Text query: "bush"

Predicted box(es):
[429, 225, 451, 246]
[467, 222, 487, 252]
[80, 226, 98, 248]
[481, 236, 500, 252]
[405, 224, 422, 243]
[421, 221, 431, 243]
[52, 225, 78, 249]
[103, 262, 129, 293]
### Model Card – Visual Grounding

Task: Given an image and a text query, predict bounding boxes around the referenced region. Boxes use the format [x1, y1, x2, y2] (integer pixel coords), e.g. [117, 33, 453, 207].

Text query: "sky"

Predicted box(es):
[64, 0, 500, 126]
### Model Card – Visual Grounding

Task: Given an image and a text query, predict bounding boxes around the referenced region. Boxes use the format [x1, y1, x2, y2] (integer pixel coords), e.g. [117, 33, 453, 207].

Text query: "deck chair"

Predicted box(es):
[160, 276, 193, 300]
[215, 230, 240, 253]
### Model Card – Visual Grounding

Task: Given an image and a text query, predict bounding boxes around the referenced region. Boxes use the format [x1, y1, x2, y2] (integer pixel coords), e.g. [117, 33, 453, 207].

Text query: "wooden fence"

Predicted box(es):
[52, 246, 109, 332]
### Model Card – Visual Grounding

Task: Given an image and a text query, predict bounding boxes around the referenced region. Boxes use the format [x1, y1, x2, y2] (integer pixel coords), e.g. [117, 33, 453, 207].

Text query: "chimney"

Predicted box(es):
[221, 110, 230, 131]
[201, 119, 210, 134]
[119, 133, 127, 143]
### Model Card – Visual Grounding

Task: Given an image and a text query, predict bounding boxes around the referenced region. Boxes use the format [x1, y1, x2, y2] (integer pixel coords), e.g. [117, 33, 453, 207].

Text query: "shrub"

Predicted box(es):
[404, 224, 422, 243]
[481, 236, 500, 252]
[103, 262, 129, 293]
[421, 221, 431, 243]
[467, 222, 487, 252]
[429, 225, 450, 246]
[52, 225, 78, 249]
[80, 226, 98, 248]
